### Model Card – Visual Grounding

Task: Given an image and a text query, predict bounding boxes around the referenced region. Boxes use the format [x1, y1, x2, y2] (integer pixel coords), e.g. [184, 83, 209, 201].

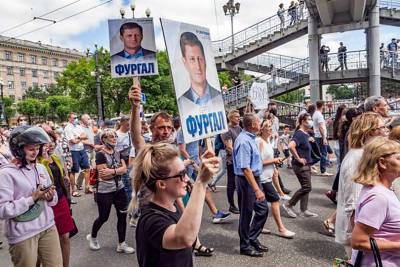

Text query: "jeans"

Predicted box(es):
[92, 189, 128, 243]
[316, 137, 328, 173]
[236, 175, 268, 251]
[122, 167, 132, 203]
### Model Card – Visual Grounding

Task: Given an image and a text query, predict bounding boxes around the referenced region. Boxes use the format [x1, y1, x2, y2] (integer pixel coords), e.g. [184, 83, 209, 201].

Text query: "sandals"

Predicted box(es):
[194, 244, 214, 257]
[323, 220, 335, 237]
[72, 191, 81, 197]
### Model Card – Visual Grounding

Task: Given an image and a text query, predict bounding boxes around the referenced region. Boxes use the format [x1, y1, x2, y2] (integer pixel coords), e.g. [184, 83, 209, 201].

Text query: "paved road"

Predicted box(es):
[1, 165, 344, 267]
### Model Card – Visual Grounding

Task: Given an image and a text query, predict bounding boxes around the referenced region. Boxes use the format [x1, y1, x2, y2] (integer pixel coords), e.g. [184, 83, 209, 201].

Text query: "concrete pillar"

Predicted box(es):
[308, 16, 321, 102]
[368, 0, 381, 96]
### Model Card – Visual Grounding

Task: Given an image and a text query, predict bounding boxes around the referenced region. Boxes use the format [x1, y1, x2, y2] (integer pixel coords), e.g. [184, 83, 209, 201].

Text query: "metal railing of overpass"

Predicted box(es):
[213, 9, 309, 56]
[381, 0, 400, 9]
[213, 1, 400, 57]
[223, 50, 400, 110]
[243, 52, 302, 70]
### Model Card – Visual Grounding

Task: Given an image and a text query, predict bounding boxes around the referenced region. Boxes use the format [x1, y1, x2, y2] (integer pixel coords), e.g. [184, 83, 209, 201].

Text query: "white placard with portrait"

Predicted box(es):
[108, 18, 158, 78]
[160, 18, 227, 143]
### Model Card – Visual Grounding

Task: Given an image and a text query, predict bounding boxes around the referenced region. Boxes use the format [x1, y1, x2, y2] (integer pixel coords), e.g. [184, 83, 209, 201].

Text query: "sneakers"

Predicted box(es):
[86, 234, 100, 251]
[117, 242, 135, 254]
[300, 210, 318, 217]
[282, 203, 297, 218]
[280, 194, 291, 201]
[212, 210, 231, 224]
[229, 206, 240, 214]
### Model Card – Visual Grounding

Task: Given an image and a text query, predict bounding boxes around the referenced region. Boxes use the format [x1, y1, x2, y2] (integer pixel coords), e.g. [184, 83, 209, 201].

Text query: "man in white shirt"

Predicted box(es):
[76, 114, 95, 190]
[64, 112, 91, 195]
[116, 116, 132, 202]
[312, 101, 332, 176]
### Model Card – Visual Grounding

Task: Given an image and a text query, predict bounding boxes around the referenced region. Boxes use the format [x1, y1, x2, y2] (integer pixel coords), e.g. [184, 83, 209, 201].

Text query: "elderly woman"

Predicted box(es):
[351, 137, 400, 266]
[335, 112, 389, 258]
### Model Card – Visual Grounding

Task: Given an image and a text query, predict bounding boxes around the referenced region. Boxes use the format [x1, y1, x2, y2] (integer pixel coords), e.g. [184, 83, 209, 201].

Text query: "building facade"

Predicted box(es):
[0, 35, 83, 100]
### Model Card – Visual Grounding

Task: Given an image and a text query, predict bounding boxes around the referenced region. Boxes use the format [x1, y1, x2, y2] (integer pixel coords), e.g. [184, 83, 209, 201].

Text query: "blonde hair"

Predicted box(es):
[389, 126, 400, 141]
[128, 142, 179, 211]
[258, 119, 271, 136]
[353, 137, 400, 186]
[347, 112, 382, 149]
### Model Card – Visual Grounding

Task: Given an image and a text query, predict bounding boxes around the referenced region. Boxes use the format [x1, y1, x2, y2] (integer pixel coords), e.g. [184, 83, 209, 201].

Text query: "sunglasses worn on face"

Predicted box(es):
[156, 169, 187, 182]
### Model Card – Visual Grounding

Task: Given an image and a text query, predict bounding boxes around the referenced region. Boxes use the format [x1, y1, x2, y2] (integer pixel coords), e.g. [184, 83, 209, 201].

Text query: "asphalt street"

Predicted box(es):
[1, 164, 344, 267]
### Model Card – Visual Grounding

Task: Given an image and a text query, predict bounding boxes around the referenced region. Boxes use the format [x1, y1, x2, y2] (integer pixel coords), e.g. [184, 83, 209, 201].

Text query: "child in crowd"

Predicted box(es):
[279, 125, 292, 168]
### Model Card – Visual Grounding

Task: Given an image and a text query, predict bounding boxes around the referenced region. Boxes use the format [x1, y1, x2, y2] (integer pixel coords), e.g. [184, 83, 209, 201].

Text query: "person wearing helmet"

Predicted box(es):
[87, 129, 134, 254]
[0, 125, 62, 267]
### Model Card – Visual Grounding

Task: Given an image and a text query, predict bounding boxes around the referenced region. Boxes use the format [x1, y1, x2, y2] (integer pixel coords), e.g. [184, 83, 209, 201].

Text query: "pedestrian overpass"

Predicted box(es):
[222, 50, 400, 111]
[214, 1, 400, 69]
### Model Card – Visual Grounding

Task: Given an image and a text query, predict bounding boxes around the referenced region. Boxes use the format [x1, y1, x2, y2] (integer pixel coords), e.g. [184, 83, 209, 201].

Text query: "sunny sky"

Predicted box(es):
[1, 0, 399, 59]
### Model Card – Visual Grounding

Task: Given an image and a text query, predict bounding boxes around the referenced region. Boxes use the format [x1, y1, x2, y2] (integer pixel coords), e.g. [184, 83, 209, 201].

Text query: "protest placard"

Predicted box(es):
[160, 18, 227, 143]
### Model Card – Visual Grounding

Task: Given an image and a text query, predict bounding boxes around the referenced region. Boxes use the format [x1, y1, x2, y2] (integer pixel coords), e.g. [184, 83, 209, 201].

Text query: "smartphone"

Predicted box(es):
[40, 184, 53, 191]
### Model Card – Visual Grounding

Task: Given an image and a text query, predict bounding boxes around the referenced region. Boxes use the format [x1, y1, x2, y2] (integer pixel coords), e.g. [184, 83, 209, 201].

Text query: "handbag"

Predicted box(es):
[14, 200, 44, 222]
[353, 238, 383, 267]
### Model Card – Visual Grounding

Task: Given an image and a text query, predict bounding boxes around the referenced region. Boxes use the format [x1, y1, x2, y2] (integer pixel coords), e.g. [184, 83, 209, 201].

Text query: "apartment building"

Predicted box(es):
[0, 35, 83, 100]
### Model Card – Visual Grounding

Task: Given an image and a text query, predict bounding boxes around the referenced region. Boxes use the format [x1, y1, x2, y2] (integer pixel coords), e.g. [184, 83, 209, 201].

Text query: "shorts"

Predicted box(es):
[71, 150, 90, 173]
[261, 181, 280, 202]
[283, 149, 290, 158]
[52, 196, 74, 235]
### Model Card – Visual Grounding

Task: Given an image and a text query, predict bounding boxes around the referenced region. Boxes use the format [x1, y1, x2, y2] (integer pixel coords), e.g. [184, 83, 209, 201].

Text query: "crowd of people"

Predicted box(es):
[1, 88, 400, 266]
[277, 1, 305, 31]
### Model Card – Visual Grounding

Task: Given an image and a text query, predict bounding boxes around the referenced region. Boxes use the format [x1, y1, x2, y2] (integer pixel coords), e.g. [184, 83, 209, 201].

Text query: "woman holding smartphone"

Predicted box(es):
[0, 125, 62, 267]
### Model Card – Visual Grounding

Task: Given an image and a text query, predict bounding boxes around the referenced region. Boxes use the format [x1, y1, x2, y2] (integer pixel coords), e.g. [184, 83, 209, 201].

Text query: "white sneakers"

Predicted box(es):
[87, 234, 100, 251]
[300, 210, 318, 217]
[117, 242, 135, 254]
[282, 203, 297, 218]
[87, 234, 135, 254]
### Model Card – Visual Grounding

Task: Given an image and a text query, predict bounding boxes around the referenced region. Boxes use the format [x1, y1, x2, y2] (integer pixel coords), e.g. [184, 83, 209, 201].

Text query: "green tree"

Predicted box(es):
[326, 84, 354, 100]
[276, 89, 305, 103]
[218, 71, 233, 88]
[3, 97, 15, 124]
[17, 98, 41, 124]
[23, 86, 47, 100]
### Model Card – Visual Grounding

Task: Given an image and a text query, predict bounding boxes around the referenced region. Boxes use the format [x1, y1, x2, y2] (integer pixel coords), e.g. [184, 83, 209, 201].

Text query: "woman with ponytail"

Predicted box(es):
[86, 129, 134, 254]
[133, 142, 219, 267]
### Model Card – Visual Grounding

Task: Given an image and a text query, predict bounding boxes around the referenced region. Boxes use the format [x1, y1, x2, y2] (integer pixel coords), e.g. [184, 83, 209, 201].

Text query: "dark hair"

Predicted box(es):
[333, 104, 346, 140]
[339, 108, 362, 141]
[296, 113, 311, 131]
[150, 111, 172, 127]
[316, 100, 324, 109]
[17, 116, 27, 123]
[284, 125, 290, 129]
[120, 22, 143, 36]
[180, 32, 205, 58]
[307, 104, 316, 117]
[242, 113, 257, 130]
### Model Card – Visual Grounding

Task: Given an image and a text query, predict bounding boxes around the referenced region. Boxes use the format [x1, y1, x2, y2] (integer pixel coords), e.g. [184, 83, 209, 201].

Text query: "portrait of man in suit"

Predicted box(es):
[111, 22, 156, 61]
[177, 32, 221, 107]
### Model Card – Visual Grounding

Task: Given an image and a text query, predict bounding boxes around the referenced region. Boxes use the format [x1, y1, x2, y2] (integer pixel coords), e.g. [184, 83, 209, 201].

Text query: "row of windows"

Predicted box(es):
[4, 81, 49, 90]
[4, 51, 68, 67]
[6, 66, 59, 78]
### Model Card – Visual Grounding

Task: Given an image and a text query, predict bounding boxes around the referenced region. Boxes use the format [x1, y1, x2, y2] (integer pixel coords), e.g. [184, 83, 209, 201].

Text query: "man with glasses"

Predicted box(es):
[64, 112, 91, 196]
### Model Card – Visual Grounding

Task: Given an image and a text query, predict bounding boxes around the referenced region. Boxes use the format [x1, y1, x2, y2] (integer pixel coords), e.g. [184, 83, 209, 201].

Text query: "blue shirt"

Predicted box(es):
[176, 129, 200, 165]
[123, 48, 144, 59]
[189, 84, 212, 106]
[233, 130, 262, 176]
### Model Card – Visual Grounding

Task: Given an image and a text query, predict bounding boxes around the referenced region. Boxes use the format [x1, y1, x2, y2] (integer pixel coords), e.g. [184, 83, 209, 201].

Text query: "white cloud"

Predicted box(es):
[1, 0, 399, 59]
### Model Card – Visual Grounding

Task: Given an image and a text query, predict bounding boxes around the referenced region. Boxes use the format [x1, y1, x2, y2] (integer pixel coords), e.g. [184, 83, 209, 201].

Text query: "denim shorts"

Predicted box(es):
[71, 150, 90, 173]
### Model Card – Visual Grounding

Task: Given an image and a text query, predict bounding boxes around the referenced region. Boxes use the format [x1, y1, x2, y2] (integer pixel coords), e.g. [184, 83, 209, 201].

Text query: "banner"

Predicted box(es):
[248, 82, 269, 110]
[108, 18, 158, 78]
[160, 18, 228, 143]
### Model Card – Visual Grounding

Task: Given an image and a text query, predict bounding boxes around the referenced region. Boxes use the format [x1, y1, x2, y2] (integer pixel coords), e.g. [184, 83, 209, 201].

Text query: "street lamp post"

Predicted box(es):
[223, 0, 240, 54]
[87, 45, 105, 123]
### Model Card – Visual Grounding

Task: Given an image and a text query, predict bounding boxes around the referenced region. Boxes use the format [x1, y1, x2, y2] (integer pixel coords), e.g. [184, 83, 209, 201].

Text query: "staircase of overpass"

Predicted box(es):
[214, 0, 400, 69]
[222, 50, 400, 111]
